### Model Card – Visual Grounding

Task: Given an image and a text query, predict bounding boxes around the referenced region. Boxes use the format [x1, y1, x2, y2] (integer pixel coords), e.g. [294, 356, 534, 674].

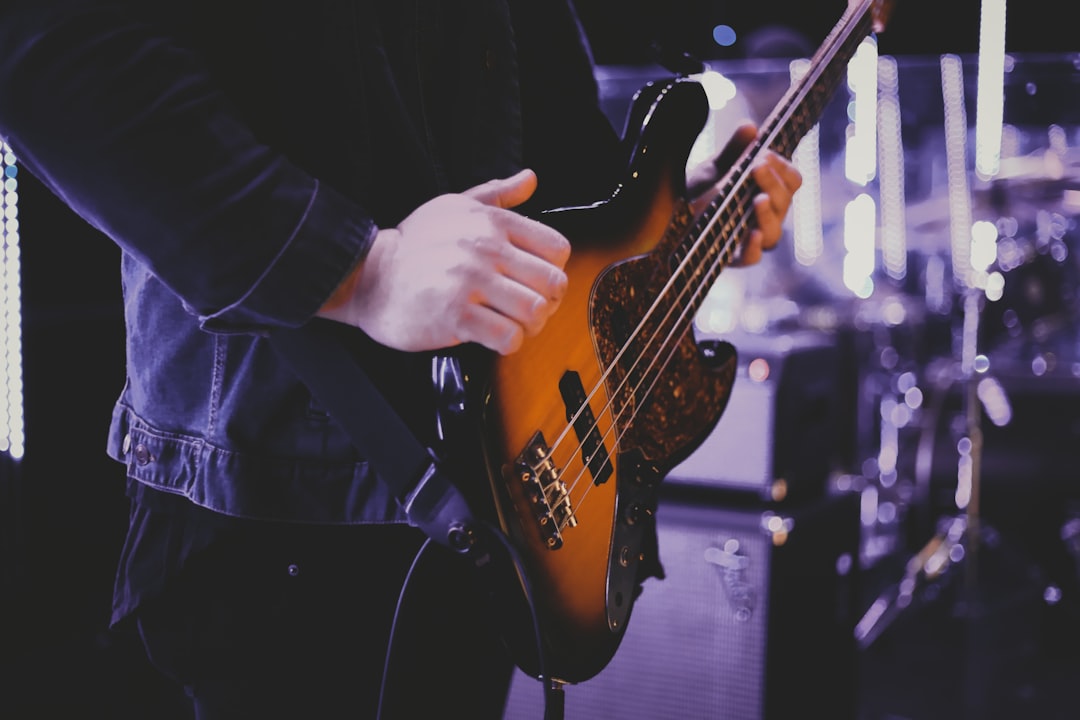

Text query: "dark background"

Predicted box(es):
[1, 0, 1076, 717]
[575, 0, 1064, 64]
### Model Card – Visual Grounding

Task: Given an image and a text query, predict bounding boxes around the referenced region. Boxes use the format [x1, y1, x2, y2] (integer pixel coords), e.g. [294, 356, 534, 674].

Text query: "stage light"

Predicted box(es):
[712, 24, 737, 48]
[0, 142, 22, 460]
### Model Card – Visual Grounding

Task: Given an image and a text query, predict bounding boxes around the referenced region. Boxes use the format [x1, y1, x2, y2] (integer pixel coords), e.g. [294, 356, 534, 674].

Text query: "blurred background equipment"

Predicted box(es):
[666, 331, 843, 505]
[556, 2, 1080, 715]
[504, 490, 861, 720]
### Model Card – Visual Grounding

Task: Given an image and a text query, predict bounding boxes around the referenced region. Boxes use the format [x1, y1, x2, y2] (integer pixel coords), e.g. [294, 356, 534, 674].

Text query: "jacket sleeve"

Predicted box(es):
[0, 0, 378, 333]
[514, 0, 625, 212]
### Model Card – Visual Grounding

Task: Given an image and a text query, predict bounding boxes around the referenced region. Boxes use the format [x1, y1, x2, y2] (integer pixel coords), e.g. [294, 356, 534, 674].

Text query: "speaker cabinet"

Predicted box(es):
[503, 490, 861, 720]
[667, 331, 841, 504]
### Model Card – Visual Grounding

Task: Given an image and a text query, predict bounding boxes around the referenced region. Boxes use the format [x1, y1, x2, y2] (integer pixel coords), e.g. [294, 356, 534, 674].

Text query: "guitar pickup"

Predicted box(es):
[559, 371, 613, 485]
[512, 431, 577, 550]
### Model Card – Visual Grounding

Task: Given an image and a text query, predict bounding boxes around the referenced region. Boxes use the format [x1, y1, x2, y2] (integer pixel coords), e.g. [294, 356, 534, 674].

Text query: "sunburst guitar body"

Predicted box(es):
[441, 0, 894, 686]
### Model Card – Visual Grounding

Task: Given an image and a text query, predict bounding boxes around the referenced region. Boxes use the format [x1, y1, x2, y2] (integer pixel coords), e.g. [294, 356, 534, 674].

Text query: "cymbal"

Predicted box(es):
[994, 148, 1080, 184]
[904, 174, 1080, 251]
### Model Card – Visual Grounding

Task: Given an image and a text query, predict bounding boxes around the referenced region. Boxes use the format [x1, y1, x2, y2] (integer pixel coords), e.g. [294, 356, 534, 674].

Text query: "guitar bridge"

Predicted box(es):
[511, 431, 577, 550]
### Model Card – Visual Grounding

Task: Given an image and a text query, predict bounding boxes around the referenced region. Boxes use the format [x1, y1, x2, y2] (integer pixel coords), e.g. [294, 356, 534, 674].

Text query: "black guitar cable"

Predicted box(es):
[375, 520, 553, 720]
[268, 323, 559, 719]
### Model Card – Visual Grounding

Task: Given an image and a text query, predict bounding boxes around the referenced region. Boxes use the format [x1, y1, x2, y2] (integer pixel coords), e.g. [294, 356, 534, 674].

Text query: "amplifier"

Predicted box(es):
[502, 489, 861, 720]
[666, 331, 842, 504]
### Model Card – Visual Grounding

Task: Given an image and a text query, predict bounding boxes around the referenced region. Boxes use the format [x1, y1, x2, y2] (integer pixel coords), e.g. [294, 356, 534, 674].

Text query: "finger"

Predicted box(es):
[503, 214, 572, 270]
[752, 156, 791, 215]
[774, 153, 804, 194]
[737, 229, 765, 266]
[476, 273, 561, 337]
[757, 153, 803, 202]
[463, 169, 538, 209]
[472, 233, 567, 303]
[464, 170, 572, 268]
[498, 243, 569, 302]
[752, 191, 782, 250]
[456, 303, 527, 356]
[751, 157, 797, 250]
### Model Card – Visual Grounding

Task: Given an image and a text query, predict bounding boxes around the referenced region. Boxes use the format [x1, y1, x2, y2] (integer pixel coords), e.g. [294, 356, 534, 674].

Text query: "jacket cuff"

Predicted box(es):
[198, 180, 379, 333]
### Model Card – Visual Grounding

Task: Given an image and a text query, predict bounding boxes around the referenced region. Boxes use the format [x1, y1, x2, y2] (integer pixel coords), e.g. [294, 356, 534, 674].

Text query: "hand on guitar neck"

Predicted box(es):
[687, 121, 803, 266]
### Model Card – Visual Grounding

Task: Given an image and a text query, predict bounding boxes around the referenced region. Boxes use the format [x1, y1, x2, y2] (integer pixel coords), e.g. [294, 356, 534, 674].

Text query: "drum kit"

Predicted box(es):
[661, 57, 1080, 699]
[721, 56, 1080, 650]
[858, 139, 1080, 652]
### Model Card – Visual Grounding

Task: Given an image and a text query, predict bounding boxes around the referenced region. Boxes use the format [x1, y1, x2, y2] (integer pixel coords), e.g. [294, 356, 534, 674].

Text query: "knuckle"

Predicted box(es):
[550, 268, 568, 298]
[499, 326, 524, 355]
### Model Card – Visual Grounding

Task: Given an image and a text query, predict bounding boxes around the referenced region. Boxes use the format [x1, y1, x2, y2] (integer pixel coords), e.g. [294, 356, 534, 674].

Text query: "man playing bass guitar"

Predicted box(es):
[0, 1, 801, 718]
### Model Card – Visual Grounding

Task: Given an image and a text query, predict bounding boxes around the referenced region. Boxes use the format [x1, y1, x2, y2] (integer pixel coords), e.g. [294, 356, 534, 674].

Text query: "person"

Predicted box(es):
[0, 1, 802, 718]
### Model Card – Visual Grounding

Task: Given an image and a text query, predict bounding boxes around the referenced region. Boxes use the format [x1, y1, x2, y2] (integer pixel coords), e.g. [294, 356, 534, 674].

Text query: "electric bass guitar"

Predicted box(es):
[442, 0, 894, 685]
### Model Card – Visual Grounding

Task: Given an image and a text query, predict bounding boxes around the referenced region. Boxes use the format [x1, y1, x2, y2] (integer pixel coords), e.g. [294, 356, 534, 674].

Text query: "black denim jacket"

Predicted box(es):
[0, 0, 623, 524]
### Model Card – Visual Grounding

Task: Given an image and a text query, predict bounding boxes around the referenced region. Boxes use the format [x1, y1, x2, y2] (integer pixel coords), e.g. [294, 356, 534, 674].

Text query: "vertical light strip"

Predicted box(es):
[842, 38, 880, 298]
[845, 37, 879, 186]
[789, 58, 825, 268]
[975, 0, 1008, 180]
[843, 193, 877, 298]
[940, 55, 975, 290]
[877, 56, 907, 282]
[0, 142, 23, 460]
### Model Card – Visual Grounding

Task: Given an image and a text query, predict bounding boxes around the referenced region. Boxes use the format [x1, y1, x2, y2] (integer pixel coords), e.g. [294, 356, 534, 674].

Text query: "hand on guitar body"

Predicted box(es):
[318, 128, 801, 355]
[317, 168, 570, 356]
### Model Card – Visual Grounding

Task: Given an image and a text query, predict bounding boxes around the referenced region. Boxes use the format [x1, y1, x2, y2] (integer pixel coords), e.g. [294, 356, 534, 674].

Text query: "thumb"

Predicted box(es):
[463, 168, 537, 209]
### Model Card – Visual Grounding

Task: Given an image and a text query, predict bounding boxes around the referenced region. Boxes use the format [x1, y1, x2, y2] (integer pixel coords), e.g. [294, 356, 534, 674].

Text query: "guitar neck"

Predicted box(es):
[675, 0, 886, 317]
[762, 0, 881, 161]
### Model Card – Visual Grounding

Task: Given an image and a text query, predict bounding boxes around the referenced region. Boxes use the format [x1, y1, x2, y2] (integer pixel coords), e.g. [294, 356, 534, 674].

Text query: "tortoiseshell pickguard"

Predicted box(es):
[589, 197, 737, 472]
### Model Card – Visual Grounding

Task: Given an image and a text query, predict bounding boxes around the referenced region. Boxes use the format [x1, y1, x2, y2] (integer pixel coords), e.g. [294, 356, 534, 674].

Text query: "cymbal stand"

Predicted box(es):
[854, 48, 993, 648]
[856, 281, 1053, 720]
[854, 286, 986, 649]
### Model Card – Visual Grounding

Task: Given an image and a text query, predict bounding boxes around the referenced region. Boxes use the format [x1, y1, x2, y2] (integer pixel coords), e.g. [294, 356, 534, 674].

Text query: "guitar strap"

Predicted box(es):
[267, 320, 490, 558]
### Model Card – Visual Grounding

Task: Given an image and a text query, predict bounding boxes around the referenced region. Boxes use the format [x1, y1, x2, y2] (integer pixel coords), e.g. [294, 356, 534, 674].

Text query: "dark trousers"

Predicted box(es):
[134, 522, 514, 719]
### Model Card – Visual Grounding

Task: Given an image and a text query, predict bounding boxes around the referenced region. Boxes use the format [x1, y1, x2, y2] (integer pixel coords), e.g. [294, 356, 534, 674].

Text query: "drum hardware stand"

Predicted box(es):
[855, 287, 970, 649]
[854, 284, 1040, 650]
[1064, 515, 1080, 581]
[854, 275, 1055, 720]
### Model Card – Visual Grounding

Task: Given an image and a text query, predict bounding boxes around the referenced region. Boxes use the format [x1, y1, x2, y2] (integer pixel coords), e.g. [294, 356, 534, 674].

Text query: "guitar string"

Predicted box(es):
[533, 8, 851, 481]
[545, 5, 869, 500]
[554, 191, 753, 521]
[539, 71, 803, 505]
[565, 8, 873, 489]
[537, 115, 791, 526]
[528, 2, 871, 532]
[522, 151, 755, 525]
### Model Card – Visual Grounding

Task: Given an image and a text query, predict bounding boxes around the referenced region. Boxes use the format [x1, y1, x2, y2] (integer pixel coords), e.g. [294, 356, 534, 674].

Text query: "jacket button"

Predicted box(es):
[287, 564, 300, 577]
[133, 444, 153, 465]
